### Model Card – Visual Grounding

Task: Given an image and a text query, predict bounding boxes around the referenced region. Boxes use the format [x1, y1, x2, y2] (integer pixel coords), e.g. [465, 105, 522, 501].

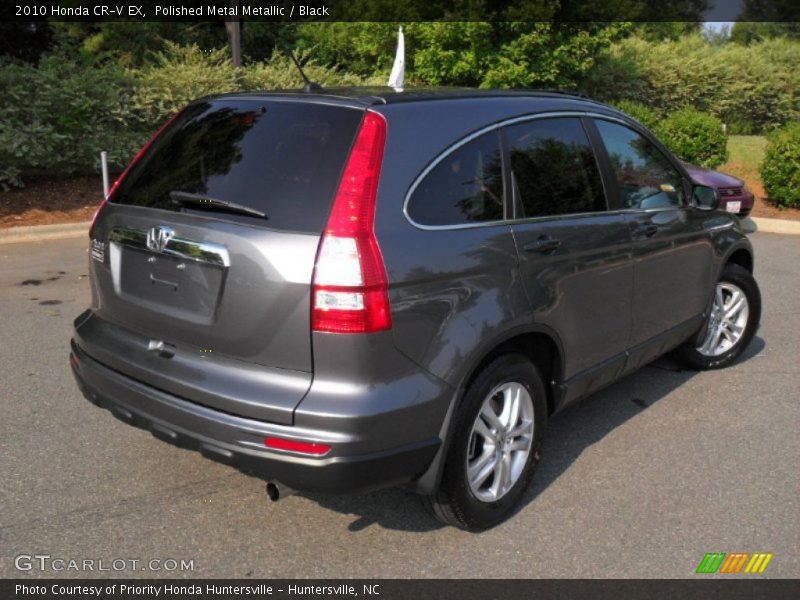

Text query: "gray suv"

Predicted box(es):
[70, 89, 761, 530]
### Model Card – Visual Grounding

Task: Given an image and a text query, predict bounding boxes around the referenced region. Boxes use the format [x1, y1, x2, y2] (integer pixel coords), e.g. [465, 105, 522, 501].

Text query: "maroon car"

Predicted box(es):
[684, 163, 754, 217]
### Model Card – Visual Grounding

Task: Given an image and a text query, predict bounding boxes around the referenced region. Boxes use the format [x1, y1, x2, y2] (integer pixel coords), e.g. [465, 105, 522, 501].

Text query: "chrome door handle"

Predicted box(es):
[632, 223, 659, 238]
[524, 237, 561, 254]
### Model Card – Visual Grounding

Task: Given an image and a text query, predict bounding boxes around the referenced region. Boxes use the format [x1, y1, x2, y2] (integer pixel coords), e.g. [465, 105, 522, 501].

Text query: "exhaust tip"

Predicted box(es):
[266, 482, 280, 502]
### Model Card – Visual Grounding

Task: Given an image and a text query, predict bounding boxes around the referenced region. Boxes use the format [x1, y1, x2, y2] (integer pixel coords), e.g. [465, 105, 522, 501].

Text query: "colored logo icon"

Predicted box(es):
[696, 552, 773, 574]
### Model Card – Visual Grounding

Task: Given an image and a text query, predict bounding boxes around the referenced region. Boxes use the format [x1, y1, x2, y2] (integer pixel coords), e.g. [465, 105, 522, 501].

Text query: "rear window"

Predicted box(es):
[111, 99, 363, 233]
[407, 131, 504, 227]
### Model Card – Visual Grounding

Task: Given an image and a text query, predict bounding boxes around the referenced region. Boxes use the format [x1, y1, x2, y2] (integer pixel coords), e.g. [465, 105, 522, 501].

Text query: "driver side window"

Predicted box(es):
[594, 119, 684, 210]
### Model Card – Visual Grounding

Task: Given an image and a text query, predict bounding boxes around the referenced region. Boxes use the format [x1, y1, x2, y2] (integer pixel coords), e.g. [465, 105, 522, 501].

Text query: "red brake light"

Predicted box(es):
[264, 437, 331, 456]
[311, 111, 391, 334]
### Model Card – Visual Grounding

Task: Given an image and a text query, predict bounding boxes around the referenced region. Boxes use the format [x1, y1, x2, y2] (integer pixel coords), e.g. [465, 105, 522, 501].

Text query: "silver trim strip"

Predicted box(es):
[108, 226, 231, 268]
[704, 221, 736, 232]
[402, 111, 648, 232]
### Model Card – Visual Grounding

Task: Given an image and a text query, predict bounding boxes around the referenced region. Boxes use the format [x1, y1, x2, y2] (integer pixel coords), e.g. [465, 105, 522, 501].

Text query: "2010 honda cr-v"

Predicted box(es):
[70, 89, 761, 530]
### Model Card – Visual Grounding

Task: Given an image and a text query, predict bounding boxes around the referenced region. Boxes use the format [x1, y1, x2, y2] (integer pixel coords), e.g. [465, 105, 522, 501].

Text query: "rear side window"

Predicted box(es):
[504, 117, 606, 218]
[594, 119, 685, 210]
[407, 131, 504, 227]
[111, 100, 363, 233]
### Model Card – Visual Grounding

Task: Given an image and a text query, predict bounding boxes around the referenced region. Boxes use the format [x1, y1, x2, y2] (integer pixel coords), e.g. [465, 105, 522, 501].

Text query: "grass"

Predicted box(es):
[720, 135, 767, 195]
[719, 135, 800, 220]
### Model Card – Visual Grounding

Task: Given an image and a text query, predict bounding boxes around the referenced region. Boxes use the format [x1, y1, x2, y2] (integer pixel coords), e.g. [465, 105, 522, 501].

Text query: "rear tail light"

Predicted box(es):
[90, 109, 184, 237]
[311, 111, 391, 334]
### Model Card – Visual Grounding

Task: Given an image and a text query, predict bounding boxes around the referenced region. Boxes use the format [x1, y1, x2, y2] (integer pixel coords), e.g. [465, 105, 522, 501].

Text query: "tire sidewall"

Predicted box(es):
[685, 264, 761, 370]
[441, 354, 547, 531]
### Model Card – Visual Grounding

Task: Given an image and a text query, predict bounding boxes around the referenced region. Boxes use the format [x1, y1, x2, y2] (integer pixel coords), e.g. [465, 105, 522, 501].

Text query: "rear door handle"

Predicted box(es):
[632, 222, 659, 238]
[524, 237, 561, 254]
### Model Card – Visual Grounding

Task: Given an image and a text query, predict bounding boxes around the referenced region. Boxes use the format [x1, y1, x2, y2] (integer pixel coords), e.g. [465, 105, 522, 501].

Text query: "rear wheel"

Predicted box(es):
[677, 263, 761, 370]
[426, 353, 547, 531]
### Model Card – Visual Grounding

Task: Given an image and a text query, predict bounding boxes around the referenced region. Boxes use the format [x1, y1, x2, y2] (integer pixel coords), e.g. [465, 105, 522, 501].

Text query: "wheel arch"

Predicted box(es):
[410, 324, 564, 495]
[461, 329, 564, 417]
[726, 246, 754, 273]
[692, 239, 755, 348]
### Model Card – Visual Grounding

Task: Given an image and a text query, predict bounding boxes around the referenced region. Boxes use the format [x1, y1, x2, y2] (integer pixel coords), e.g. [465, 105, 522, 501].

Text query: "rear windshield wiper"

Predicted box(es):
[169, 191, 268, 220]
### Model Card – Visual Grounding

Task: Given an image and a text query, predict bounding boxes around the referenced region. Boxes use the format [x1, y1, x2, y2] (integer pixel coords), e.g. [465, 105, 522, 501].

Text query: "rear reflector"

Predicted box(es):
[264, 437, 332, 456]
[311, 110, 391, 334]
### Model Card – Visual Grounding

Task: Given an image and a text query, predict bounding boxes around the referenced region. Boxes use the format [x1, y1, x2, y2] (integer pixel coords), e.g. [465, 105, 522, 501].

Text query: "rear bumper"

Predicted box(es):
[70, 340, 440, 494]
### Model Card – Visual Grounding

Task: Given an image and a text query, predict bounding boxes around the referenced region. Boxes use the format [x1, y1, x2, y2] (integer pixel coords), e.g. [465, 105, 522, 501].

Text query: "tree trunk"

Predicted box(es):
[224, 0, 242, 68]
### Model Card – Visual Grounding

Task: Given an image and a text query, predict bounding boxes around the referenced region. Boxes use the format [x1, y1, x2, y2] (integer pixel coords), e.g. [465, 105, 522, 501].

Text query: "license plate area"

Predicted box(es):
[110, 243, 226, 324]
[725, 201, 742, 214]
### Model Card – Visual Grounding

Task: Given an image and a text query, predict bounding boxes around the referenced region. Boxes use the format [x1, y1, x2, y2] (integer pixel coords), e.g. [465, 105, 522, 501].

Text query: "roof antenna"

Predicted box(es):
[287, 51, 322, 93]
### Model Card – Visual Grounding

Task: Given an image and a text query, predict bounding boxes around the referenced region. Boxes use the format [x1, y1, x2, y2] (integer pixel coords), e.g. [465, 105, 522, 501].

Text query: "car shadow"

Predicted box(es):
[296, 336, 766, 533]
[742, 217, 758, 234]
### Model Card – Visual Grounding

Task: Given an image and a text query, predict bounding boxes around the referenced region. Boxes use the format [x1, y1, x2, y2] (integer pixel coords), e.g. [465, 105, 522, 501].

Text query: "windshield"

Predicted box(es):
[111, 99, 363, 233]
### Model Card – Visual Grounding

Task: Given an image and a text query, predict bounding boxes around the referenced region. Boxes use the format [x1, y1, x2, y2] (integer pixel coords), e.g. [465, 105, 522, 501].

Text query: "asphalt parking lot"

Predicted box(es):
[1, 232, 798, 579]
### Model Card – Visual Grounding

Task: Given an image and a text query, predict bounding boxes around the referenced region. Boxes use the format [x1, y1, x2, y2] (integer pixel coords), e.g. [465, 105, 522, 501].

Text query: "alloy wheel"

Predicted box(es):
[466, 382, 535, 502]
[698, 282, 750, 357]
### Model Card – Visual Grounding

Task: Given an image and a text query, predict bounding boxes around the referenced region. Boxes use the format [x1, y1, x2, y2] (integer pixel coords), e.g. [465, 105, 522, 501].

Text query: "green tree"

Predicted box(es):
[295, 22, 400, 77]
[480, 23, 627, 89]
[49, 22, 229, 66]
[632, 22, 702, 41]
[0, 21, 54, 63]
[730, 22, 800, 44]
[583, 34, 800, 133]
[296, 21, 626, 89]
[731, 0, 800, 44]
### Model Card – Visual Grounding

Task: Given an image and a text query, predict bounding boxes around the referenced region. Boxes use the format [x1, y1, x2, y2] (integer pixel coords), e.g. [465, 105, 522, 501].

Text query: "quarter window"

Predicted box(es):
[594, 119, 685, 210]
[505, 117, 606, 218]
[407, 131, 504, 226]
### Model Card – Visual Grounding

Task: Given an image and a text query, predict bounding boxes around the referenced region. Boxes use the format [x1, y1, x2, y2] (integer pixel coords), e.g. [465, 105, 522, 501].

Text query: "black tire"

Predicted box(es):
[677, 263, 761, 370]
[425, 353, 547, 531]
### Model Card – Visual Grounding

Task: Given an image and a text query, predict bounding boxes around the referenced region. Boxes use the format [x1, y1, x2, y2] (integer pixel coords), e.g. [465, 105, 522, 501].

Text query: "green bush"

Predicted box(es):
[129, 42, 241, 129]
[654, 109, 728, 168]
[131, 43, 376, 130]
[296, 22, 625, 89]
[761, 123, 800, 209]
[242, 53, 377, 91]
[613, 100, 659, 130]
[0, 53, 147, 188]
[584, 35, 800, 134]
[0, 44, 374, 188]
[0, 166, 23, 192]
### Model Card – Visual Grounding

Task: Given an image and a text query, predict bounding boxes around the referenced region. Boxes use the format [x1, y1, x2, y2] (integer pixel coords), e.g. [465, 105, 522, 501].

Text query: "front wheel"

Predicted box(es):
[425, 353, 547, 531]
[677, 263, 761, 370]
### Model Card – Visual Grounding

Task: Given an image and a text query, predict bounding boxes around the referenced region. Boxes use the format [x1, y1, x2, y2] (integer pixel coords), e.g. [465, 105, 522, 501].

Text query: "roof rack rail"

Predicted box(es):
[523, 88, 592, 100]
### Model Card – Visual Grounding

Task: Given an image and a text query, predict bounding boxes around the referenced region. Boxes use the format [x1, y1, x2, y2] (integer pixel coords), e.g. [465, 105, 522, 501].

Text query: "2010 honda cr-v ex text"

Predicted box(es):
[70, 89, 761, 530]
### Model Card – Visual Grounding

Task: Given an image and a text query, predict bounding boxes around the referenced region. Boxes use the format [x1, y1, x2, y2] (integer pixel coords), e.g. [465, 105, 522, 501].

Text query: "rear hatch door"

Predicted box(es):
[79, 98, 364, 423]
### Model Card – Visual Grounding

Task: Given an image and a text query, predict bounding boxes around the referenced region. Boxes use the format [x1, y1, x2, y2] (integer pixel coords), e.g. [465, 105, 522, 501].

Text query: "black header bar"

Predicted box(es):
[3, 0, 799, 23]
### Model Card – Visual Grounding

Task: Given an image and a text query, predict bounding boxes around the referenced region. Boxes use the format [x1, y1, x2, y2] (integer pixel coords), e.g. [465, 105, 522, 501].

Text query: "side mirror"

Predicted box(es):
[692, 184, 720, 211]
